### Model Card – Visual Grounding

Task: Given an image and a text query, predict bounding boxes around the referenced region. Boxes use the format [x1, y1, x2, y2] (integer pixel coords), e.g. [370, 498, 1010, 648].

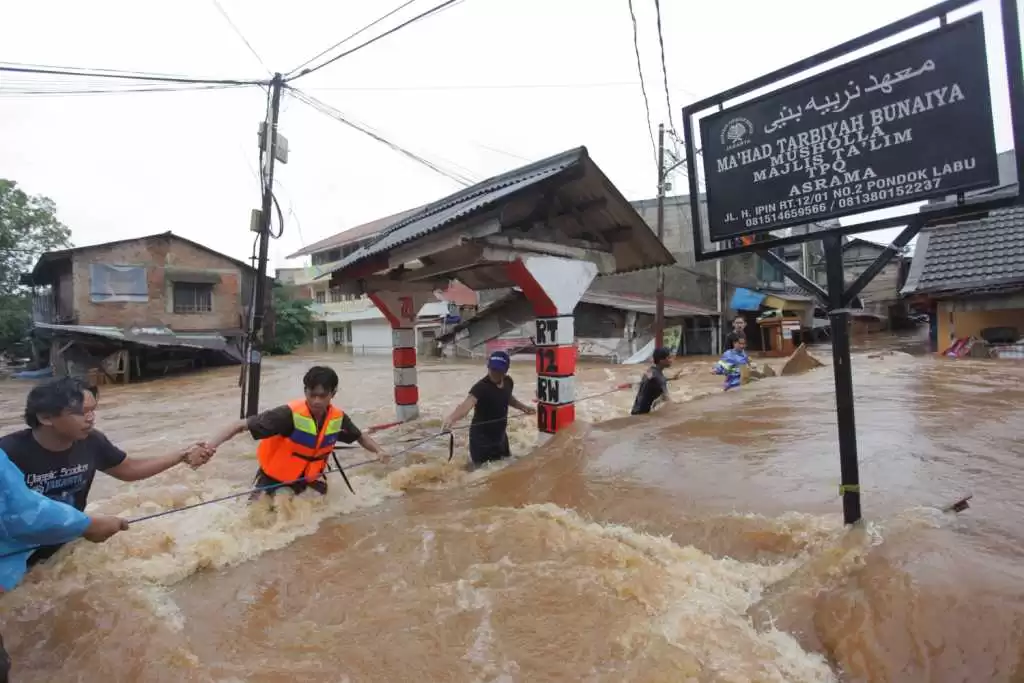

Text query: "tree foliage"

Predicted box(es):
[265, 284, 313, 355]
[0, 180, 72, 354]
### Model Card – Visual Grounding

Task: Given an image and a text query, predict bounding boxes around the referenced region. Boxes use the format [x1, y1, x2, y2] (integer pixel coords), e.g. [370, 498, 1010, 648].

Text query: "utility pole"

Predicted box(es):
[654, 123, 667, 349]
[244, 72, 285, 418]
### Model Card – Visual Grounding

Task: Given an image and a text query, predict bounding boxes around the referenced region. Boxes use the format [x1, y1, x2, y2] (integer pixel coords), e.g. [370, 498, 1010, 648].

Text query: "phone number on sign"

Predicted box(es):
[837, 178, 943, 209]
[744, 203, 828, 229]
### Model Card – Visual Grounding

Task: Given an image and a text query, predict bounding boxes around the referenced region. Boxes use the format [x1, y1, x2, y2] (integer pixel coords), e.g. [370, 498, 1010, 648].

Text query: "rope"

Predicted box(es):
[0, 432, 456, 560]
[0, 384, 641, 561]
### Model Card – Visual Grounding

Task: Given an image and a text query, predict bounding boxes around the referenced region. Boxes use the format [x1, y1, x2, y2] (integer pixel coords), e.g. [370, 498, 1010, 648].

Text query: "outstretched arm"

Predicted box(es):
[509, 396, 536, 414]
[204, 419, 249, 450]
[442, 395, 477, 431]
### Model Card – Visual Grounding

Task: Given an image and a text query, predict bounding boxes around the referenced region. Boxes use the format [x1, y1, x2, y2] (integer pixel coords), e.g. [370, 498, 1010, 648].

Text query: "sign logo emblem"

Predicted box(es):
[720, 117, 754, 150]
[399, 296, 415, 321]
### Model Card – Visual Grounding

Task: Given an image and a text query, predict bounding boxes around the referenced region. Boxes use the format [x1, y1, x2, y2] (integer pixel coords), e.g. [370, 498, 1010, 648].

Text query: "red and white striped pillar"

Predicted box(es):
[368, 291, 433, 422]
[507, 256, 597, 435]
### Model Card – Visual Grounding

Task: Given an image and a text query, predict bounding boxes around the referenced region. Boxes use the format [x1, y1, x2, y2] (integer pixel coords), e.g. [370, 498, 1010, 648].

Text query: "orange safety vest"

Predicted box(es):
[256, 399, 345, 483]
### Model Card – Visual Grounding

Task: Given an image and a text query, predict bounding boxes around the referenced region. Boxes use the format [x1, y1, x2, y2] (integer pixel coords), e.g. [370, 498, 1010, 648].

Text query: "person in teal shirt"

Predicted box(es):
[0, 446, 127, 680]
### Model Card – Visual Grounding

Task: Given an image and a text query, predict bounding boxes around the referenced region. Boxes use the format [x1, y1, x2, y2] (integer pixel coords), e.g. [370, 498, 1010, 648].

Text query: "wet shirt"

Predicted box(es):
[469, 376, 514, 442]
[0, 428, 127, 512]
[246, 404, 363, 444]
[631, 365, 669, 415]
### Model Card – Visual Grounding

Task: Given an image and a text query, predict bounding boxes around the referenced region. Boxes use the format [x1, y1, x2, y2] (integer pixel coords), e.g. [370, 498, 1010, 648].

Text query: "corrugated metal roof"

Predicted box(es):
[325, 146, 675, 281]
[333, 148, 584, 273]
[28, 232, 256, 279]
[902, 205, 1024, 295]
[286, 207, 424, 260]
[32, 323, 240, 361]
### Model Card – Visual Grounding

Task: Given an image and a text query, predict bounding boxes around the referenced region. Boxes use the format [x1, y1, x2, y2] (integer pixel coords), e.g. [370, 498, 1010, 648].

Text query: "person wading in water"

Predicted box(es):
[202, 366, 389, 498]
[441, 351, 535, 470]
[0, 446, 128, 682]
[0, 377, 211, 567]
[631, 347, 676, 415]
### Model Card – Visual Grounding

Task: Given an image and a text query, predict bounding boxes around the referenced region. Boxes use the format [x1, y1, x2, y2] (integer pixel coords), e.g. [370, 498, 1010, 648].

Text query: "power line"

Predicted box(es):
[287, 0, 465, 81]
[626, 0, 657, 167]
[285, 0, 421, 79]
[286, 86, 477, 186]
[652, 0, 676, 133]
[0, 63, 267, 86]
[210, 0, 271, 74]
[0, 83, 257, 98]
[302, 80, 697, 92]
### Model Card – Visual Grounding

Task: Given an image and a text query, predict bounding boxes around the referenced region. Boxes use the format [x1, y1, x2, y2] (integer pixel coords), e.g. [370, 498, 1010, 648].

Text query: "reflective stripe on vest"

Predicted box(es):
[716, 360, 734, 373]
[256, 400, 345, 483]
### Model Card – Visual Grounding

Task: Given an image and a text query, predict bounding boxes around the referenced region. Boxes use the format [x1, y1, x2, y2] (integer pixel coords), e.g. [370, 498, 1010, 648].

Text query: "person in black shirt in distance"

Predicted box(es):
[441, 351, 535, 469]
[631, 347, 677, 415]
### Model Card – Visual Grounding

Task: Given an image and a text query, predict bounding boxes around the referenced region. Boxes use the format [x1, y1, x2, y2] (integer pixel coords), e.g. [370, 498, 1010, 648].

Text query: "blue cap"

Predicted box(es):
[487, 351, 511, 372]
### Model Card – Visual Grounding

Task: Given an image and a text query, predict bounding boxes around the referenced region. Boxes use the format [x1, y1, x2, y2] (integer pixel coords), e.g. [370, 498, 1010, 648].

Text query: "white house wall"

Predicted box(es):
[351, 319, 393, 355]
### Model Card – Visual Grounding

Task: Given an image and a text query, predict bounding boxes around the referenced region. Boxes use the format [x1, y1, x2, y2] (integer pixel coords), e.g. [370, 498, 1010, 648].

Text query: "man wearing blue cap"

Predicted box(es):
[631, 347, 675, 415]
[442, 350, 535, 468]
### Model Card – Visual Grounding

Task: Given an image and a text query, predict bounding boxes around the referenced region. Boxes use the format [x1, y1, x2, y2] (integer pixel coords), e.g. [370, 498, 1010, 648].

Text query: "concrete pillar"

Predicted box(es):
[507, 256, 597, 435]
[367, 291, 434, 422]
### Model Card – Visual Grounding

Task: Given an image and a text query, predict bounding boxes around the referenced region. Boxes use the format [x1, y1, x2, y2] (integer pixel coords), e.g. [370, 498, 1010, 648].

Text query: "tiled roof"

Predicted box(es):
[902, 205, 1024, 295]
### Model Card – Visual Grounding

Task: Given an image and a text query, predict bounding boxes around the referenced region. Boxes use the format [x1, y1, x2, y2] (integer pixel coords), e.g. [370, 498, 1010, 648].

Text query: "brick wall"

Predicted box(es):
[71, 235, 246, 331]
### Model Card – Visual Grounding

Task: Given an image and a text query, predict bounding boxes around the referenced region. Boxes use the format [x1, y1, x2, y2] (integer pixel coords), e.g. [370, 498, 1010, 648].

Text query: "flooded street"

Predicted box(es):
[1, 344, 1023, 682]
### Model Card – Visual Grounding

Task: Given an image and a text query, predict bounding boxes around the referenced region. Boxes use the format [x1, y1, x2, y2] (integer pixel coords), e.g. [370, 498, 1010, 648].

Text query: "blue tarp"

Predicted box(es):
[730, 288, 766, 312]
[0, 448, 90, 591]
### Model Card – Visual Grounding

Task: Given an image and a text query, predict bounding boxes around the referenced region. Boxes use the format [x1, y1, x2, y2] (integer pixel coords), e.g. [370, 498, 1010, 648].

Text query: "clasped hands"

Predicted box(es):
[182, 442, 217, 469]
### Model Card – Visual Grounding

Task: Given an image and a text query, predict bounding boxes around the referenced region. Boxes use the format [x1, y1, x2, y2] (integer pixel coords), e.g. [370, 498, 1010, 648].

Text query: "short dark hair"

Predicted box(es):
[726, 332, 746, 348]
[303, 366, 339, 393]
[24, 376, 95, 428]
[652, 347, 672, 362]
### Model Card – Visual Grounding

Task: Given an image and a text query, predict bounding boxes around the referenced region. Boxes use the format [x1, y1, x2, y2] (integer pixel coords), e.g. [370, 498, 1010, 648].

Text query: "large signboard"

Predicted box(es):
[700, 15, 999, 241]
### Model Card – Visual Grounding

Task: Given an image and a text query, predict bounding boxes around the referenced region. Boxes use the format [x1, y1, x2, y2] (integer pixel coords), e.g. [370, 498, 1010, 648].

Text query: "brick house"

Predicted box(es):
[23, 232, 270, 379]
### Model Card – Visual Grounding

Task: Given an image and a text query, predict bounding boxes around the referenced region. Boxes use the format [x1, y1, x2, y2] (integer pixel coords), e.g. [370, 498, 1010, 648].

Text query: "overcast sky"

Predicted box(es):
[1, 0, 1019, 271]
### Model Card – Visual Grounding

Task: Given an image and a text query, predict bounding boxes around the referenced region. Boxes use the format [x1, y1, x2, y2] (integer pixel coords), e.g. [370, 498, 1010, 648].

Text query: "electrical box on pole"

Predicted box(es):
[243, 72, 287, 419]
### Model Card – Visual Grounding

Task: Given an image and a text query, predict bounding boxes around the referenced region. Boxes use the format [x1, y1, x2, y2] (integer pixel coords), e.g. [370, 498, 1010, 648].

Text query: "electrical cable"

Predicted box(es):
[0, 83, 257, 98]
[210, 0, 272, 74]
[626, 0, 658, 168]
[287, 0, 464, 81]
[652, 0, 676, 134]
[285, 0, 421, 78]
[286, 86, 477, 186]
[0, 63, 267, 86]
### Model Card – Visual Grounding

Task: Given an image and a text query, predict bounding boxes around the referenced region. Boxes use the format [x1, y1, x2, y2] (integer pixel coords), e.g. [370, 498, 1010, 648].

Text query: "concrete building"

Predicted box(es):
[283, 210, 478, 355]
[902, 150, 1022, 356]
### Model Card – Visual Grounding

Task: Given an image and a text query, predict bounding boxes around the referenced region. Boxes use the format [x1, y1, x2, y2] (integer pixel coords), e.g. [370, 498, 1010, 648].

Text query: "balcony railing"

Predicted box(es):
[31, 292, 75, 324]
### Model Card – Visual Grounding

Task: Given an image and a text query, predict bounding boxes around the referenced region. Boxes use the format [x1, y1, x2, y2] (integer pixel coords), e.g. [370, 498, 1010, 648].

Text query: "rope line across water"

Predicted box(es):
[0, 384, 639, 561]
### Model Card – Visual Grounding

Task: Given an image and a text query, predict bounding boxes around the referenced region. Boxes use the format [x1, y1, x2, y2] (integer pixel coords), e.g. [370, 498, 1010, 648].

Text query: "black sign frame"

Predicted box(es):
[678, 0, 1024, 529]
[701, 15, 997, 242]
[681, 0, 1024, 263]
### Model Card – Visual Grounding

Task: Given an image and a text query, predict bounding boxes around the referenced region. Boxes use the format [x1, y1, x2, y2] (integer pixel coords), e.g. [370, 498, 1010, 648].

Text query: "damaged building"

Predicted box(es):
[21, 232, 271, 383]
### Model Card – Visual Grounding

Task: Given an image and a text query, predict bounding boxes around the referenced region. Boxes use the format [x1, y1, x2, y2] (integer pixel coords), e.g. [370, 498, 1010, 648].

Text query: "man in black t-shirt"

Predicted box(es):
[631, 347, 675, 415]
[0, 377, 211, 566]
[441, 351, 535, 469]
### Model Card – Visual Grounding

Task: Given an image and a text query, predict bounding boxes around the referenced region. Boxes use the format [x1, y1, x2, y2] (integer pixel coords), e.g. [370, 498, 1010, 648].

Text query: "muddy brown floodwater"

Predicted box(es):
[1, 342, 1023, 682]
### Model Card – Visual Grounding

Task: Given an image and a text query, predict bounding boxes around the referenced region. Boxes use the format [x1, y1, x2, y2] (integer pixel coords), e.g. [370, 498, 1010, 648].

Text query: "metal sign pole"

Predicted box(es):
[823, 233, 862, 524]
